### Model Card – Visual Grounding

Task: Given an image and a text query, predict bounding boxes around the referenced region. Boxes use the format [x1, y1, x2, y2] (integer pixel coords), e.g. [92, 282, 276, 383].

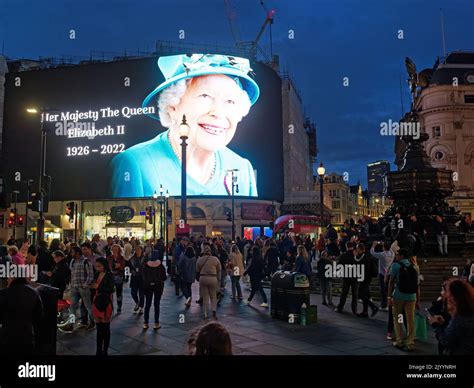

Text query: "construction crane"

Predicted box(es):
[224, 0, 276, 60]
[224, 0, 242, 44]
[251, 7, 275, 58]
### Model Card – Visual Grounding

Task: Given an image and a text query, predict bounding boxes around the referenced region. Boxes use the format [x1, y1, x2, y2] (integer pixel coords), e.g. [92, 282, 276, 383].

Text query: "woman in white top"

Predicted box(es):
[228, 245, 244, 300]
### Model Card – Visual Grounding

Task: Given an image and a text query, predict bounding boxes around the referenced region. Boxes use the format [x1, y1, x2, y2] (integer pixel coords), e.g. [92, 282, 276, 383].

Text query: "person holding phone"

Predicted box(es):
[428, 279, 474, 355]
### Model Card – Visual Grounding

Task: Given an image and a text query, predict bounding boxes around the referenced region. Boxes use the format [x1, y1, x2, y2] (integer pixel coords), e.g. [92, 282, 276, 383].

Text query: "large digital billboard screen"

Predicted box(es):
[2, 54, 283, 201]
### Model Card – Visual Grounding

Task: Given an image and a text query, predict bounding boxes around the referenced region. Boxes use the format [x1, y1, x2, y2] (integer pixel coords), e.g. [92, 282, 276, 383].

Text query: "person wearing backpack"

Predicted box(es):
[387, 249, 420, 351]
[142, 250, 167, 330]
[355, 243, 379, 318]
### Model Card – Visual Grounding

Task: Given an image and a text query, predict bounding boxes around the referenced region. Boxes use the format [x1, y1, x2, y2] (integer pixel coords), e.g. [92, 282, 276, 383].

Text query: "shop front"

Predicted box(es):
[82, 199, 165, 241]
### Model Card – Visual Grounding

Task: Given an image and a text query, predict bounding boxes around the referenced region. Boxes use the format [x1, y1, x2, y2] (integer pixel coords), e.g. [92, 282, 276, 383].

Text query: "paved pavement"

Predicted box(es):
[57, 279, 439, 356]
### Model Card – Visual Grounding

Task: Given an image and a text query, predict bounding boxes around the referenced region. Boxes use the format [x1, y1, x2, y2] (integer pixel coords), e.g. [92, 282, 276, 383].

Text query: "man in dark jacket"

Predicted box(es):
[47, 250, 71, 299]
[37, 241, 54, 284]
[355, 243, 379, 318]
[325, 224, 338, 242]
[408, 215, 427, 258]
[336, 242, 359, 314]
[264, 242, 280, 276]
[0, 277, 44, 355]
[142, 251, 167, 329]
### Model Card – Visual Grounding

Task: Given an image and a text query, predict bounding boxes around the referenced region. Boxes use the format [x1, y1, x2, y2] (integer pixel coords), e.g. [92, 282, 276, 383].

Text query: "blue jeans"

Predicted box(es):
[231, 276, 242, 298]
[437, 234, 448, 255]
[130, 276, 144, 308]
[220, 270, 227, 290]
[70, 286, 93, 323]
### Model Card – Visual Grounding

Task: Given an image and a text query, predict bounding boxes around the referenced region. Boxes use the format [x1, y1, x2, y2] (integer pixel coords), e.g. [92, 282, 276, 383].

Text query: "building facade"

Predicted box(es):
[395, 51, 474, 220]
[367, 160, 390, 196]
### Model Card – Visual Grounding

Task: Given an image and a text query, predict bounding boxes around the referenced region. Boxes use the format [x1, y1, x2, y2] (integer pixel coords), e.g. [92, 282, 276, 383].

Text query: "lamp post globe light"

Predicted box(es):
[317, 162, 326, 232]
[152, 190, 158, 240]
[26, 107, 51, 242]
[226, 169, 239, 241]
[179, 115, 190, 225]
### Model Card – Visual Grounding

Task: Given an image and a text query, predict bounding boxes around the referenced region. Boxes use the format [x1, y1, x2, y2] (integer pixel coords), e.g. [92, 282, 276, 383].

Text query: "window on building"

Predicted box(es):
[212, 206, 232, 220]
[434, 151, 444, 161]
[433, 126, 441, 138]
[332, 200, 341, 209]
[464, 95, 474, 104]
[187, 206, 206, 219]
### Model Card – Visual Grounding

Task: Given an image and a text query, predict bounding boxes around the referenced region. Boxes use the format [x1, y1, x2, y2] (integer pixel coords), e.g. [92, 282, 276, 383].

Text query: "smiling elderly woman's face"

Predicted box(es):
[168, 74, 250, 152]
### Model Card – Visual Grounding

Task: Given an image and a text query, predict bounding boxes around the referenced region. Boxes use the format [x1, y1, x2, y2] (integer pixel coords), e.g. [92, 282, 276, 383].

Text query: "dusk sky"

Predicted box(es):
[1, 0, 473, 187]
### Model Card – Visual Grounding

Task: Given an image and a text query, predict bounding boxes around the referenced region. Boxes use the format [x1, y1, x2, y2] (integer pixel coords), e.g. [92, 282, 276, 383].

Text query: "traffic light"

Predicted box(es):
[28, 192, 41, 211]
[66, 202, 75, 222]
[145, 206, 153, 224]
[7, 209, 15, 228]
[0, 214, 4, 228]
[226, 211, 232, 222]
[17, 215, 24, 226]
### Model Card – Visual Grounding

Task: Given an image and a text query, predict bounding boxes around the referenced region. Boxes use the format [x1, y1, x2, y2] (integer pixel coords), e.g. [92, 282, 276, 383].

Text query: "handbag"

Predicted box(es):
[414, 311, 428, 341]
[94, 292, 111, 312]
[196, 256, 210, 281]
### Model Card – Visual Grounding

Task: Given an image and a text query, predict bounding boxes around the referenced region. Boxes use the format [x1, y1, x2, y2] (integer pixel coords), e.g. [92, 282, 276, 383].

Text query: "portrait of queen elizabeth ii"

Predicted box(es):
[110, 53, 260, 198]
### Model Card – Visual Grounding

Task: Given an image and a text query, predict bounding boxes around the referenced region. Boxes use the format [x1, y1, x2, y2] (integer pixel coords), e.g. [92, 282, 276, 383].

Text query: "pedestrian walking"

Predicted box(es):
[107, 244, 125, 314]
[129, 245, 145, 314]
[229, 244, 244, 300]
[142, 251, 167, 329]
[243, 246, 268, 308]
[196, 244, 221, 320]
[179, 246, 197, 307]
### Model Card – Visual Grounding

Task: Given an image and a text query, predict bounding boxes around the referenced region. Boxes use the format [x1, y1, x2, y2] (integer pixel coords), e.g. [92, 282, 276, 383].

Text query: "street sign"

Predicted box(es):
[175, 224, 190, 237]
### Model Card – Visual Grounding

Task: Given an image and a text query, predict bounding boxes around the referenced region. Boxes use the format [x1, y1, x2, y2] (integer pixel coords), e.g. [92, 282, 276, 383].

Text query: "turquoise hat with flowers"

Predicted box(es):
[142, 53, 260, 121]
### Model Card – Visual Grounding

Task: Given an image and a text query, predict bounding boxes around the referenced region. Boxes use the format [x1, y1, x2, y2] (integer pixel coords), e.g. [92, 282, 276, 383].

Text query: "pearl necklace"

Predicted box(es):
[168, 131, 217, 184]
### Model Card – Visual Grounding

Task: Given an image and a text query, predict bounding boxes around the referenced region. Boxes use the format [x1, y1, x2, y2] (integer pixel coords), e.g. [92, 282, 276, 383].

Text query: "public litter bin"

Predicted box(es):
[271, 271, 310, 322]
[31, 283, 59, 355]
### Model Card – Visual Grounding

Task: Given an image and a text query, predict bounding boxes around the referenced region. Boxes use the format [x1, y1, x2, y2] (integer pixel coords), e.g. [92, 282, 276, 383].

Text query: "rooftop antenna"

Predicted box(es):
[440, 8, 447, 63]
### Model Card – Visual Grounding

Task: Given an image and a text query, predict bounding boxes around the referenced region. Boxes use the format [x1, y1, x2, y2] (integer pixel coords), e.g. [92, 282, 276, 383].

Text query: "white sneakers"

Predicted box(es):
[243, 300, 268, 308]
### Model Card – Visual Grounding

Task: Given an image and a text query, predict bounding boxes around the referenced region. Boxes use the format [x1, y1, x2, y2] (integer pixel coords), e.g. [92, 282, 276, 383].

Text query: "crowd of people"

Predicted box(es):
[0, 215, 473, 356]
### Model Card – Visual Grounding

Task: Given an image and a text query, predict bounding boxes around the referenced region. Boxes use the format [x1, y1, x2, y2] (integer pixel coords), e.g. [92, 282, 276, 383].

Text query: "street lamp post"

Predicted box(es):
[12, 190, 19, 239]
[24, 179, 33, 242]
[164, 190, 169, 261]
[26, 107, 54, 242]
[226, 169, 239, 241]
[317, 163, 326, 233]
[152, 191, 158, 241]
[179, 115, 190, 224]
[159, 184, 164, 238]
